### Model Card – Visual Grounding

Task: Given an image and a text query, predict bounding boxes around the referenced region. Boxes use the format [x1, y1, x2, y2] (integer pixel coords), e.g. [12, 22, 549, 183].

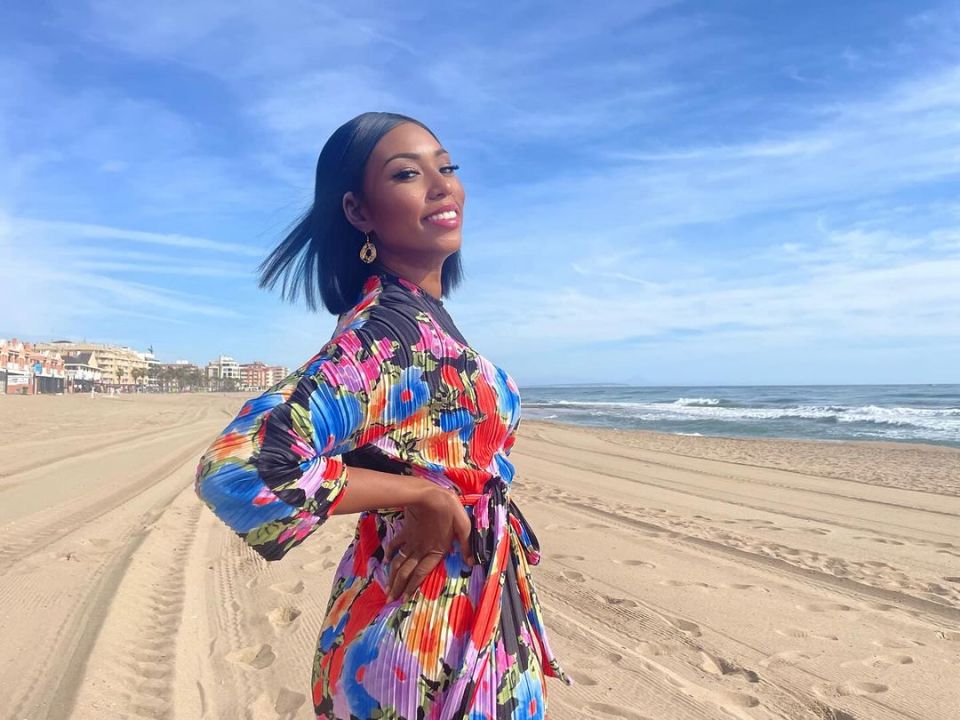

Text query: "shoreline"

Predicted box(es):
[525, 415, 960, 454]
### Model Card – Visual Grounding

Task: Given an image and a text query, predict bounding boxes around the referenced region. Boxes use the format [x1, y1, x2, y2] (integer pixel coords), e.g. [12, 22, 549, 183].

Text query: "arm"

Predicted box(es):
[194, 325, 416, 560]
[328, 464, 441, 515]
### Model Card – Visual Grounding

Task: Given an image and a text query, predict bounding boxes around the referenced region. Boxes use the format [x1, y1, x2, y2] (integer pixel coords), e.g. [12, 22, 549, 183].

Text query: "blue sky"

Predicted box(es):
[1, 1, 958, 386]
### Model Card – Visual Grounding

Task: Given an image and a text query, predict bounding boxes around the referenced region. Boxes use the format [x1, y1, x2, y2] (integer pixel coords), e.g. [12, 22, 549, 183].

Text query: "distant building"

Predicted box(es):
[240, 361, 269, 391]
[207, 355, 241, 390]
[0, 338, 66, 394]
[240, 361, 290, 391]
[36, 340, 148, 389]
[266, 365, 289, 387]
[62, 352, 103, 392]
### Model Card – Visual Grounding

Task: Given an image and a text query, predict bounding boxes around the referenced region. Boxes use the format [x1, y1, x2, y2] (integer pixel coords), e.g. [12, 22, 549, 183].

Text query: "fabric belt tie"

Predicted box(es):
[457, 476, 541, 568]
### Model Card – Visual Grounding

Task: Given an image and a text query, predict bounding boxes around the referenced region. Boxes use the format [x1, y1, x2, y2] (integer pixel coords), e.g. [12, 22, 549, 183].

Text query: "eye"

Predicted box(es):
[391, 164, 460, 181]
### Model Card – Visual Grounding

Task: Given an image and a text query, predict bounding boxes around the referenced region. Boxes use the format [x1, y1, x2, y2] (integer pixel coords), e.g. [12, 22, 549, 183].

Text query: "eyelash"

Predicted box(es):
[393, 164, 460, 181]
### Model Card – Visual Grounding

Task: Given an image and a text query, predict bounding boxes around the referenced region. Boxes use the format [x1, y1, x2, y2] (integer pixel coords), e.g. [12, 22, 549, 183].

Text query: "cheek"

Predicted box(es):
[379, 188, 424, 226]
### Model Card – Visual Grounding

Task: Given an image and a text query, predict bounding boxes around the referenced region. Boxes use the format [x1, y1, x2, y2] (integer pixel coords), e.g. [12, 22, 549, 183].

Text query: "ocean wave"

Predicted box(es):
[524, 401, 960, 434]
[671, 397, 722, 407]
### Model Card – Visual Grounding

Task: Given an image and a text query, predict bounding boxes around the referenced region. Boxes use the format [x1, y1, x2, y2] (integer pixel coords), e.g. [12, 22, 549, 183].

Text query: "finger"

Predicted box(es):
[385, 540, 406, 596]
[384, 530, 406, 560]
[386, 550, 408, 599]
[456, 513, 475, 567]
[388, 554, 416, 602]
[397, 554, 441, 600]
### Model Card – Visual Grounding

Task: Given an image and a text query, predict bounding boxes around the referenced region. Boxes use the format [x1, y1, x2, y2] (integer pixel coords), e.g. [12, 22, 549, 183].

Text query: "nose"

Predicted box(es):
[427, 166, 455, 200]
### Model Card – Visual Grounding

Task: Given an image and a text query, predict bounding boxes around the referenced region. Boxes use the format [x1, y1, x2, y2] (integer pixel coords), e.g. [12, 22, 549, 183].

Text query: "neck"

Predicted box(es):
[371, 257, 444, 302]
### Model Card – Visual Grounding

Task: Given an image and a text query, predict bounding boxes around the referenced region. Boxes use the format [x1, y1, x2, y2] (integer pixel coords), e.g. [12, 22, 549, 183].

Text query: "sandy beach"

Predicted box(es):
[1, 392, 958, 720]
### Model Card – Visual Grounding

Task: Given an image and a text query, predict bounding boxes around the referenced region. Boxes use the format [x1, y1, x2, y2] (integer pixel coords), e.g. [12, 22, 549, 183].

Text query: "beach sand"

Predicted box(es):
[1, 392, 958, 719]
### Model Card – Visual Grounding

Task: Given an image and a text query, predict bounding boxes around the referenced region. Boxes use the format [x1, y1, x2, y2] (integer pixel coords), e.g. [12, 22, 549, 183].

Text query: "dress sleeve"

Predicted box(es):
[194, 325, 392, 561]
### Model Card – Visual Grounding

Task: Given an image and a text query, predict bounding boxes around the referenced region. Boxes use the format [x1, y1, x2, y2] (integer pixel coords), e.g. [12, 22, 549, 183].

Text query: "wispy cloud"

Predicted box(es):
[2, 1, 958, 382]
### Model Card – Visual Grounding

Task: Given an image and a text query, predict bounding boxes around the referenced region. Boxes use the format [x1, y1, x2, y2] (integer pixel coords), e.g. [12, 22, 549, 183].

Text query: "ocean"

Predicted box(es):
[519, 384, 960, 448]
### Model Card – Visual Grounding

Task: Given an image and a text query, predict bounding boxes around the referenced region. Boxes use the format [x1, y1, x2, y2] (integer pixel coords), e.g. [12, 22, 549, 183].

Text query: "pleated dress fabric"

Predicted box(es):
[194, 268, 573, 720]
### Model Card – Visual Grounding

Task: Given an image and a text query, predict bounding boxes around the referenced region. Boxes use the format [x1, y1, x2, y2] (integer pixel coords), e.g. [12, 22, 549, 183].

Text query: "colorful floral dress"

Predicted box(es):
[194, 268, 573, 720]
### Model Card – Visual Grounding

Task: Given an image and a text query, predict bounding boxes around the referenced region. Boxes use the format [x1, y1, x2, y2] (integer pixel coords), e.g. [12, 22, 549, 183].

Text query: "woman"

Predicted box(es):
[194, 111, 572, 720]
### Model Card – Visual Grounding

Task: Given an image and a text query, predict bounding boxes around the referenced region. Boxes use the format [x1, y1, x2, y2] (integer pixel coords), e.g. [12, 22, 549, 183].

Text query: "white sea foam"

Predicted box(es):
[524, 399, 960, 439]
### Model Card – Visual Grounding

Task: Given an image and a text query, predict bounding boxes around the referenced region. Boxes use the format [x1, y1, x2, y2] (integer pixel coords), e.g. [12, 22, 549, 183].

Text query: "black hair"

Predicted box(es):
[257, 111, 464, 316]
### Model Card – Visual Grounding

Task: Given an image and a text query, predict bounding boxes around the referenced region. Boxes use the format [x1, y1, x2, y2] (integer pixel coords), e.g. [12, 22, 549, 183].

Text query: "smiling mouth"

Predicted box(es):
[423, 209, 459, 222]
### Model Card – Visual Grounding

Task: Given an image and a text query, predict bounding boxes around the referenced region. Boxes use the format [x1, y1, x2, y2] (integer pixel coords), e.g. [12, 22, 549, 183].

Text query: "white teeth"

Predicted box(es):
[426, 210, 457, 221]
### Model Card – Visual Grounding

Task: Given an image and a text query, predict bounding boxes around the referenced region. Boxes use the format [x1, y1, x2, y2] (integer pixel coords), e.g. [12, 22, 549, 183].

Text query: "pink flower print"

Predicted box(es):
[252, 485, 281, 506]
[287, 428, 314, 460]
[413, 317, 460, 359]
[357, 336, 396, 379]
[277, 511, 320, 544]
[297, 458, 336, 498]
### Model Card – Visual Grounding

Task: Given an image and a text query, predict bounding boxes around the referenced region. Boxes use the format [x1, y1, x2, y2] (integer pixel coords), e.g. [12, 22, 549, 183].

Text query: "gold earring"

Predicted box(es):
[360, 232, 377, 264]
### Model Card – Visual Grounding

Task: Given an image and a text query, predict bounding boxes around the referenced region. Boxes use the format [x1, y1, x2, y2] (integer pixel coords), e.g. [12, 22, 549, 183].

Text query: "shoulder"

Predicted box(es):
[334, 274, 424, 348]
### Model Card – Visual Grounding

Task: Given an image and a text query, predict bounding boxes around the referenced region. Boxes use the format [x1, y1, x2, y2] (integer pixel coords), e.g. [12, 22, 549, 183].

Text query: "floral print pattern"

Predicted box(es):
[195, 269, 572, 719]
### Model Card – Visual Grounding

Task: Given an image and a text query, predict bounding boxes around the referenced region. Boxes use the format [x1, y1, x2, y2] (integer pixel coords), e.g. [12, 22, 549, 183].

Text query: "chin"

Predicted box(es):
[428, 233, 462, 254]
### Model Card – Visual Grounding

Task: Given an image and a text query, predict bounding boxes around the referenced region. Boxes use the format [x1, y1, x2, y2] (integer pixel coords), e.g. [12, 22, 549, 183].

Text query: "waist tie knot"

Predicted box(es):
[457, 476, 541, 567]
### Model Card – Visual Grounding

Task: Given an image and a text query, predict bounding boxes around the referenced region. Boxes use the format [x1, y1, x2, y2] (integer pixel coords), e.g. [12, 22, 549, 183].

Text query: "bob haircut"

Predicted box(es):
[257, 111, 464, 316]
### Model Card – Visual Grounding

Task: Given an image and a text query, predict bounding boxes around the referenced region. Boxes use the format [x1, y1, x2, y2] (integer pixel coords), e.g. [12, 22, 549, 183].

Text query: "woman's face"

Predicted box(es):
[344, 122, 465, 267]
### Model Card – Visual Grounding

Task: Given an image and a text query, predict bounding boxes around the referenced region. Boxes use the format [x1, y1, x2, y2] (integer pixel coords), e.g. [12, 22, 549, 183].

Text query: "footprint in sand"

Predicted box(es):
[302, 558, 337, 572]
[275, 687, 306, 715]
[660, 580, 716, 590]
[944, 576, 960, 583]
[937, 630, 960, 641]
[872, 637, 925, 648]
[226, 643, 276, 670]
[699, 651, 760, 682]
[854, 535, 904, 546]
[775, 627, 838, 641]
[583, 702, 651, 719]
[564, 670, 598, 686]
[612, 559, 656, 568]
[601, 594, 639, 608]
[636, 640, 677, 657]
[842, 655, 913, 669]
[601, 651, 624, 665]
[666, 616, 702, 637]
[714, 690, 760, 708]
[561, 569, 586, 583]
[268, 606, 302, 628]
[720, 583, 770, 593]
[796, 602, 855, 613]
[580, 651, 624, 669]
[815, 681, 888, 697]
[552, 554, 586, 561]
[270, 579, 305, 595]
[759, 650, 817, 668]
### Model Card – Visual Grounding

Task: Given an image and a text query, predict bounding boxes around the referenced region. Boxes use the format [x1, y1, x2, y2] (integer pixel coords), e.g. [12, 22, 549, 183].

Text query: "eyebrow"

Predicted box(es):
[382, 147, 450, 169]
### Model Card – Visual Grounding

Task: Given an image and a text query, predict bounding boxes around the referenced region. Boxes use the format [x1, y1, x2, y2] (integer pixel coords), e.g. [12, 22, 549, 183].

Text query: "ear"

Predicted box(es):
[342, 191, 373, 234]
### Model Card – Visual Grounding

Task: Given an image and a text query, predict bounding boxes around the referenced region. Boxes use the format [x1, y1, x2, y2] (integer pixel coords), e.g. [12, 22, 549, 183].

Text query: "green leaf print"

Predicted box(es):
[289, 401, 315, 448]
[244, 520, 286, 546]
